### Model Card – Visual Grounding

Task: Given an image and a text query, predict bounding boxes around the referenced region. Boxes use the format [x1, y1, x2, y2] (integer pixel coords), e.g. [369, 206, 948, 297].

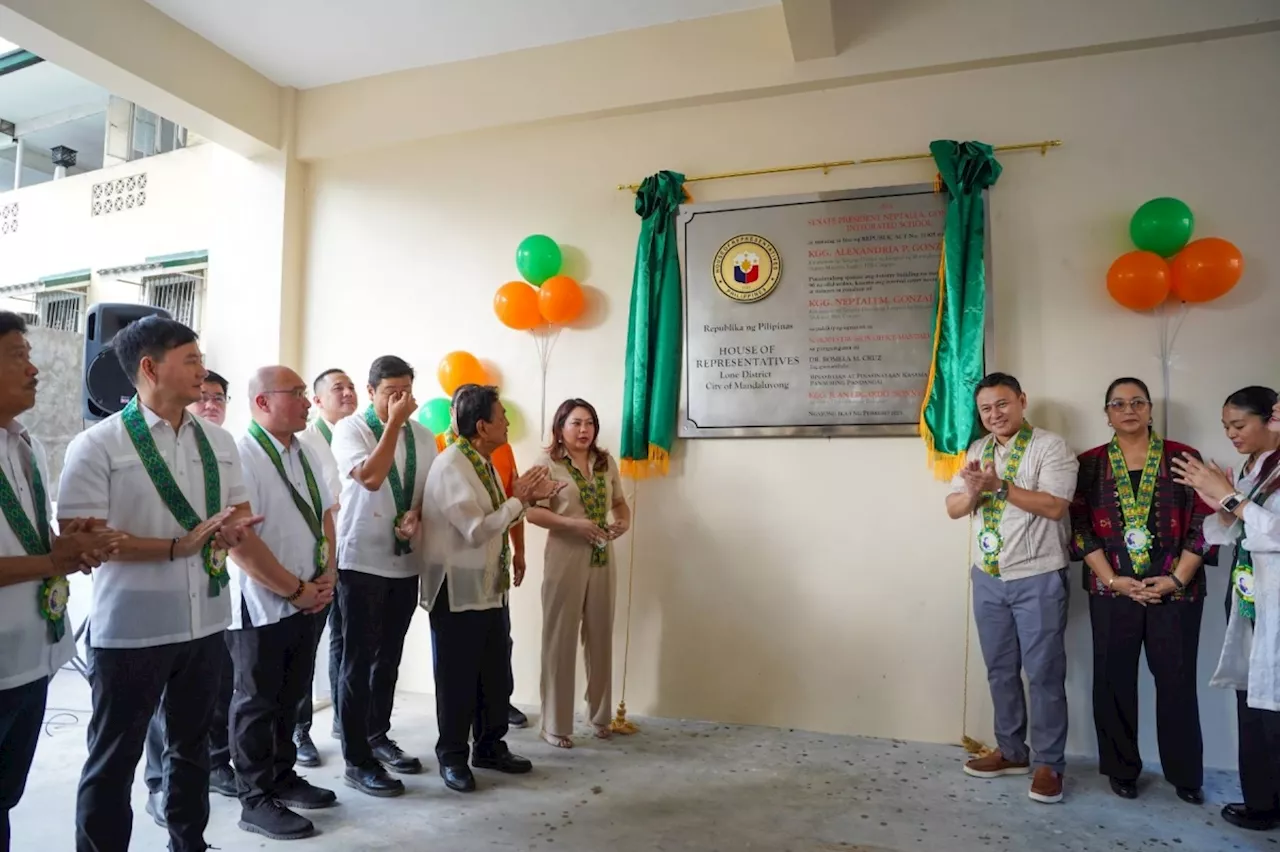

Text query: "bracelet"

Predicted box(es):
[1106, 575, 1116, 589]
[169, 538, 177, 561]
[285, 578, 306, 603]
[1170, 574, 1186, 592]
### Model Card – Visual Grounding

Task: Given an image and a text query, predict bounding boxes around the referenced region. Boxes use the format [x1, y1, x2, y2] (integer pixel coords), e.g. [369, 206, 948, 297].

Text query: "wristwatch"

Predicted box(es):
[1220, 492, 1246, 512]
[995, 480, 1010, 501]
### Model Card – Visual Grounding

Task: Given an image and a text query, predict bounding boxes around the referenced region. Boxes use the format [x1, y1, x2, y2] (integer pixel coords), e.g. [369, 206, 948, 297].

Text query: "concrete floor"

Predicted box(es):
[12, 671, 1273, 851]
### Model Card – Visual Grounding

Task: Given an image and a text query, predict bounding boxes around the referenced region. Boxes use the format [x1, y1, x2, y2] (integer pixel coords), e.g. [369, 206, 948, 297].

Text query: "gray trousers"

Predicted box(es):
[972, 566, 1069, 773]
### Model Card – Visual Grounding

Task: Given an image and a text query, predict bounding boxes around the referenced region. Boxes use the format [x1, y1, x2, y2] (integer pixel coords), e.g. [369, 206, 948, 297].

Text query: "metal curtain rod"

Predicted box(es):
[615, 139, 1062, 192]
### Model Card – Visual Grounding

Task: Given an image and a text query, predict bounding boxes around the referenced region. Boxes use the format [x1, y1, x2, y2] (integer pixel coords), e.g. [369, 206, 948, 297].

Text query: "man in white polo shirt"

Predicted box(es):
[225, 366, 338, 840]
[291, 367, 356, 767]
[946, 372, 1079, 806]
[144, 368, 237, 825]
[59, 316, 258, 852]
[0, 311, 120, 849]
[330, 355, 436, 797]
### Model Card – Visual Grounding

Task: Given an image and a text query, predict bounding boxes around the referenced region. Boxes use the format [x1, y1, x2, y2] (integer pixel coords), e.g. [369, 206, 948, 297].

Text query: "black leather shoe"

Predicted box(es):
[508, 705, 529, 728]
[1222, 802, 1280, 831]
[473, 749, 533, 775]
[237, 800, 315, 841]
[440, 763, 476, 793]
[343, 763, 405, 798]
[1109, 777, 1138, 799]
[145, 789, 167, 828]
[276, 775, 338, 810]
[371, 739, 423, 775]
[1176, 786, 1205, 805]
[209, 763, 238, 797]
[294, 729, 321, 768]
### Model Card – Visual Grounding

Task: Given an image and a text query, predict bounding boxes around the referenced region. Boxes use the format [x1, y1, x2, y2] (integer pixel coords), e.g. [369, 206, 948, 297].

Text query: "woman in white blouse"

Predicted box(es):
[527, 399, 630, 749]
[1173, 386, 1280, 833]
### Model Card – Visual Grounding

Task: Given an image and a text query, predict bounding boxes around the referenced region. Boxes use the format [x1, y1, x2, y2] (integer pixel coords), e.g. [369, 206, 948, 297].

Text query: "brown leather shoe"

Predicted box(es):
[963, 750, 1031, 779]
[1029, 766, 1064, 804]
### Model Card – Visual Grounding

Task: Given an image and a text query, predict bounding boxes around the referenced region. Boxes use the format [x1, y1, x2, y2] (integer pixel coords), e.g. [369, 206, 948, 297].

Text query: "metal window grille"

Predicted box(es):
[144, 271, 204, 331]
[35, 291, 86, 332]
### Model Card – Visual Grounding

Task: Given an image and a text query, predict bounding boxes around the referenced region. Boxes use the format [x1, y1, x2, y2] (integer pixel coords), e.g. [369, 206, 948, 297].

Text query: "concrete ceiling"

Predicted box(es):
[142, 0, 779, 89]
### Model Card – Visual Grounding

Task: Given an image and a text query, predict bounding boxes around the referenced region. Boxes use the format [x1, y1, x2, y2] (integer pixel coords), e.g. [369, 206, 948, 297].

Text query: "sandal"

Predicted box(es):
[540, 730, 573, 749]
[593, 725, 612, 740]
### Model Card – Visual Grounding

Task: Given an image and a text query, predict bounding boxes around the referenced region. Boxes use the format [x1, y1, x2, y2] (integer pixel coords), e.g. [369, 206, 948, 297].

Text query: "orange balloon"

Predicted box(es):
[538, 275, 585, 324]
[1107, 251, 1170, 311]
[437, 351, 488, 396]
[494, 281, 541, 330]
[1170, 237, 1244, 303]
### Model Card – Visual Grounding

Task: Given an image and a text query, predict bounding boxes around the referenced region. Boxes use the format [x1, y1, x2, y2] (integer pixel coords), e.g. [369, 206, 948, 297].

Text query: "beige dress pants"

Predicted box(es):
[539, 532, 616, 737]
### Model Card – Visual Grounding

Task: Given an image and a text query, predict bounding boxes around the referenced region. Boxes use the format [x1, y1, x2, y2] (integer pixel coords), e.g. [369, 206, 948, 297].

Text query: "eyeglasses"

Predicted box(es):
[1107, 398, 1150, 412]
[200, 393, 227, 405]
[263, 388, 309, 401]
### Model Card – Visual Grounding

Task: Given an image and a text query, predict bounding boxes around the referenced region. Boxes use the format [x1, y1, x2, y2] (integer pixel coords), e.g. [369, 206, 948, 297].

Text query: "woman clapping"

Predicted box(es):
[1174, 386, 1280, 833]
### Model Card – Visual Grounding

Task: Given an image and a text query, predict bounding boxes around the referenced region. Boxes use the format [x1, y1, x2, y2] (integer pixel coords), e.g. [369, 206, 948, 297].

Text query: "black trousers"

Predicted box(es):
[76, 631, 225, 852]
[1089, 594, 1204, 788]
[0, 676, 48, 851]
[227, 609, 314, 809]
[144, 633, 234, 793]
[336, 570, 418, 767]
[291, 606, 331, 735]
[1238, 691, 1280, 812]
[429, 581, 511, 768]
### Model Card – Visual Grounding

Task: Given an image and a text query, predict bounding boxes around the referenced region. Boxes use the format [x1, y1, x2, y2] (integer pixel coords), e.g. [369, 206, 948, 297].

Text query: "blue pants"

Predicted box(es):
[972, 566, 1070, 773]
[0, 676, 48, 850]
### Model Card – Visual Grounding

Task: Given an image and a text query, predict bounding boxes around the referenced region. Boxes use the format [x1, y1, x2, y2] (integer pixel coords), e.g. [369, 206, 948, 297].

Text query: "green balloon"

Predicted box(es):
[516, 234, 562, 286]
[1129, 197, 1194, 257]
[418, 397, 452, 435]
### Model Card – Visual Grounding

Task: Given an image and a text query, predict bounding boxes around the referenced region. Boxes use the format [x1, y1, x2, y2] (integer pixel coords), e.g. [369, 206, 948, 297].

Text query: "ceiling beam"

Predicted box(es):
[781, 0, 839, 61]
[0, 0, 284, 156]
[15, 101, 107, 136]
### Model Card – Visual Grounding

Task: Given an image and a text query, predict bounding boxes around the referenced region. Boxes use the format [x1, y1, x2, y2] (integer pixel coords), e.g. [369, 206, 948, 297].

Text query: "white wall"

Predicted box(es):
[0, 142, 294, 434]
[297, 32, 1280, 770]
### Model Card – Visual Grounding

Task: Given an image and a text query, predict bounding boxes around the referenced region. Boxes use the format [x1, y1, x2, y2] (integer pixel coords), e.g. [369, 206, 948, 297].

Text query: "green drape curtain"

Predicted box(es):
[920, 141, 1002, 479]
[620, 170, 685, 478]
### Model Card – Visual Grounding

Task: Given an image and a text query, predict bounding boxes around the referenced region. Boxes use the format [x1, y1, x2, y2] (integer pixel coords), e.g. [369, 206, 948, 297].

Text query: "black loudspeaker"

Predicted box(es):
[83, 302, 172, 420]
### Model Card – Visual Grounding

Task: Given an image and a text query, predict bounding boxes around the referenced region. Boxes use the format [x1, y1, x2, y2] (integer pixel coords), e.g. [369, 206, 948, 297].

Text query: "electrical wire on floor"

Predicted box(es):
[42, 708, 88, 737]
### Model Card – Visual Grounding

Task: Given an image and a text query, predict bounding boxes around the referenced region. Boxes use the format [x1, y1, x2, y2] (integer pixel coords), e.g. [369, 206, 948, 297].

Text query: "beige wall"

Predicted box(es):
[300, 32, 1280, 769]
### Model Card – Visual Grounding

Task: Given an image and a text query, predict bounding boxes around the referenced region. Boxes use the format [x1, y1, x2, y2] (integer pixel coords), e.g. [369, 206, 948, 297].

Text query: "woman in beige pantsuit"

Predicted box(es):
[527, 399, 631, 748]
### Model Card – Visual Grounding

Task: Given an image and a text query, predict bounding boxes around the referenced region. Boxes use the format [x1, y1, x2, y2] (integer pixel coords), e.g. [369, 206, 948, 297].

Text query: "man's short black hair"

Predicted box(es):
[113, 316, 199, 384]
[202, 370, 228, 394]
[313, 367, 348, 394]
[367, 356, 414, 390]
[974, 372, 1023, 398]
[455, 385, 501, 441]
[0, 311, 28, 338]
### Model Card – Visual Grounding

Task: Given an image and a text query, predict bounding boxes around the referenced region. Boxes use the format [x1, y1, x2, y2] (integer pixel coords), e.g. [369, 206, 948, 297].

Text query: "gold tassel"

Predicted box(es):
[620, 444, 670, 480]
[962, 735, 993, 756]
[609, 700, 640, 735]
[933, 172, 944, 193]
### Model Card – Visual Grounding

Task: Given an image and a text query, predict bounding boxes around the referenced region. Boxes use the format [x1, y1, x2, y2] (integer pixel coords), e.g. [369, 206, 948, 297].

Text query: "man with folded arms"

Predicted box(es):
[225, 366, 338, 839]
[0, 310, 120, 849]
[59, 316, 259, 852]
[423, 384, 560, 793]
[291, 367, 356, 767]
[331, 356, 436, 796]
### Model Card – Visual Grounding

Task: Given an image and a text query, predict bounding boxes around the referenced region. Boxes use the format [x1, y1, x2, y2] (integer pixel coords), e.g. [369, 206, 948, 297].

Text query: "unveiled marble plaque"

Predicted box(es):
[678, 183, 991, 438]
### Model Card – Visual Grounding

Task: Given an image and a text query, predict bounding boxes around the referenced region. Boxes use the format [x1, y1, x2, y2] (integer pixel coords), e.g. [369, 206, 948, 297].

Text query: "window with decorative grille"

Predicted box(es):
[144, 270, 204, 331]
[35, 290, 86, 333]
